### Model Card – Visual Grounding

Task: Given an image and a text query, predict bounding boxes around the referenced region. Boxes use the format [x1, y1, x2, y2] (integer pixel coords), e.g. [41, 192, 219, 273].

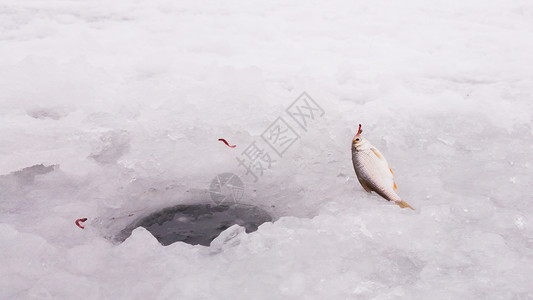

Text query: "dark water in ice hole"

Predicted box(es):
[117, 203, 273, 246]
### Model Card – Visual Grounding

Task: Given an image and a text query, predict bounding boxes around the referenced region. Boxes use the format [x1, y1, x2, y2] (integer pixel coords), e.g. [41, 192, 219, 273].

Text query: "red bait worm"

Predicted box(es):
[218, 139, 236, 148]
[75, 218, 88, 229]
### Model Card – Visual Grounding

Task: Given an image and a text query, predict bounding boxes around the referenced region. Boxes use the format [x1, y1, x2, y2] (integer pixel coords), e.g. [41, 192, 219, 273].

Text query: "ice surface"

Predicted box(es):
[1, 0, 533, 299]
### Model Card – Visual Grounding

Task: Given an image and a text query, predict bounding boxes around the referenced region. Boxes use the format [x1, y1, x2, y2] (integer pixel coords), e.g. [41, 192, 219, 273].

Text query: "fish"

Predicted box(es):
[351, 124, 414, 210]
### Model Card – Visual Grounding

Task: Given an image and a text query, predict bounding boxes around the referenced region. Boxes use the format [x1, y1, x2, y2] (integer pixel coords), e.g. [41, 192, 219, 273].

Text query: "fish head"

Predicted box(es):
[351, 124, 371, 151]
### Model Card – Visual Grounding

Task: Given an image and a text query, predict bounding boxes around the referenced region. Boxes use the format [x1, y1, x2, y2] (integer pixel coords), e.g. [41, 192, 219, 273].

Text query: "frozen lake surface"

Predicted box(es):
[1, 0, 533, 299]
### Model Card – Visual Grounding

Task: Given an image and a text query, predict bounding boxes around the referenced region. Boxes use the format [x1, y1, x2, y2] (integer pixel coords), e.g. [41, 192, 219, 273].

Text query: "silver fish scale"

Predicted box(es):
[352, 149, 401, 202]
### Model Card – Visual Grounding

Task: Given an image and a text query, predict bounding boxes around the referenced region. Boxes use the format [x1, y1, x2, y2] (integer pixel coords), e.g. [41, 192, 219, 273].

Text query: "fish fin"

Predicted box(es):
[358, 178, 372, 193]
[393, 182, 397, 190]
[389, 166, 394, 176]
[370, 148, 383, 159]
[395, 200, 414, 210]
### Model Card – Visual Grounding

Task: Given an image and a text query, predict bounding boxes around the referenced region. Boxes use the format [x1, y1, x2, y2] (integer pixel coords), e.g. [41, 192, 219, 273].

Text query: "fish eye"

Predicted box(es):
[355, 138, 360, 142]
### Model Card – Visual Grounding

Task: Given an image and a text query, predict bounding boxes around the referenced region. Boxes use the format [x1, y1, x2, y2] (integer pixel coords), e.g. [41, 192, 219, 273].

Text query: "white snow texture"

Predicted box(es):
[1, 0, 533, 299]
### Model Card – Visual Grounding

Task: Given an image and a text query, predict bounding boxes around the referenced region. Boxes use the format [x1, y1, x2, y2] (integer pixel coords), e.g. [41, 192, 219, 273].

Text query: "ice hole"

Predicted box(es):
[116, 203, 273, 246]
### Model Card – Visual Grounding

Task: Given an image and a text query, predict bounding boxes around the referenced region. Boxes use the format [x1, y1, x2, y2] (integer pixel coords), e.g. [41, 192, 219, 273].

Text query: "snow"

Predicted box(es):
[1, 0, 533, 298]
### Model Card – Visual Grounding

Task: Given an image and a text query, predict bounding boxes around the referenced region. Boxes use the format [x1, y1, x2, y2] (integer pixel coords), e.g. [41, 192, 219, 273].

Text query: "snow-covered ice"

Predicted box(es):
[1, 0, 533, 299]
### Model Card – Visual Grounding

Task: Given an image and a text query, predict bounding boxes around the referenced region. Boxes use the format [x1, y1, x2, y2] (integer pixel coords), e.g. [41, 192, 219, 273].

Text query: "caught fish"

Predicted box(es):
[351, 124, 414, 210]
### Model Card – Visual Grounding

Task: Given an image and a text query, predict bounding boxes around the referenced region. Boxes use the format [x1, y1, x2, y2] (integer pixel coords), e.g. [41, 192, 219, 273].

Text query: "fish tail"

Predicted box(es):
[396, 200, 415, 210]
